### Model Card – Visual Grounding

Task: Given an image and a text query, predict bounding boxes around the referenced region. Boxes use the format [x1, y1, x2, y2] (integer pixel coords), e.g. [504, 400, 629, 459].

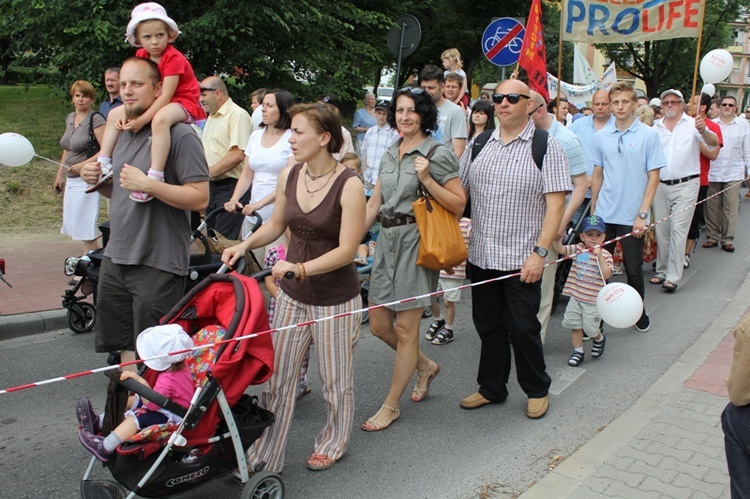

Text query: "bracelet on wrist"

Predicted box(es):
[296, 262, 307, 282]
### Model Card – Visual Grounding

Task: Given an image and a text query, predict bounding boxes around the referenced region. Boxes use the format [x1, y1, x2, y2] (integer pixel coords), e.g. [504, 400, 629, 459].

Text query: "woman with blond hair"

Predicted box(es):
[635, 104, 655, 127]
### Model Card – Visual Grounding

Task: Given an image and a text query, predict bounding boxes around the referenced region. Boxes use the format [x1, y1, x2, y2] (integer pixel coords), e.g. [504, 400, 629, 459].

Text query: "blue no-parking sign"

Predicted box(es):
[482, 18, 525, 67]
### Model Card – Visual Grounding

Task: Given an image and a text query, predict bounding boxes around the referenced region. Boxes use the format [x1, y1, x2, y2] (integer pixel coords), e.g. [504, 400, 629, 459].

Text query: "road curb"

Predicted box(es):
[520, 270, 750, 498]
[0, 309, 68, 341]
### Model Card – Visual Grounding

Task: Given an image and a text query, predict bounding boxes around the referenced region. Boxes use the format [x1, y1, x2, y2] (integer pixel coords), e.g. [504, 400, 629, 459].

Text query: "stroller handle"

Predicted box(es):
[104, 369, 187, 419]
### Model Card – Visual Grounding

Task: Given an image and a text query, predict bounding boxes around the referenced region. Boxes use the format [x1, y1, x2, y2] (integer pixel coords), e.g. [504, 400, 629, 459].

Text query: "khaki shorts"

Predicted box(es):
[438, 277, 464, 303]
[561, 296, 601, 336]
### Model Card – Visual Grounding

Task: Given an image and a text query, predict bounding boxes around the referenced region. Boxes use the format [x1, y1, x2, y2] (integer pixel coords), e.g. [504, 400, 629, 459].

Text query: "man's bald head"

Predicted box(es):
[530, 90, 546, 109]
[495, 78, 530, 96]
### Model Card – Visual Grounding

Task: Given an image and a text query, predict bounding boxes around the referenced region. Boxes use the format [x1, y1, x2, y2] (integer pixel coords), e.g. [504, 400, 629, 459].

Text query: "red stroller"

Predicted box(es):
[80, 273, 280, 498]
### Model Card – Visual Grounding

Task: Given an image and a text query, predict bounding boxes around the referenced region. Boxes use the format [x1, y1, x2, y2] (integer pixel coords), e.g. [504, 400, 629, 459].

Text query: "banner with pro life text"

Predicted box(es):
[561, 0, 705, 43]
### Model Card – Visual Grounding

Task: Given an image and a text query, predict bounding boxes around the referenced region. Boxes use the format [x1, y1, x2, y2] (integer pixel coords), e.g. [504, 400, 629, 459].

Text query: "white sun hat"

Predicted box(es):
[126, 2, 180, 48]
[136, 324, 194, 371]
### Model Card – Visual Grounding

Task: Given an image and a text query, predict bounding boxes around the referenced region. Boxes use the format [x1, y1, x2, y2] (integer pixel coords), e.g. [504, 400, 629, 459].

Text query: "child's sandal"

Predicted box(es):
[568, 351, 584, 367]
[591, 335, 606, 358]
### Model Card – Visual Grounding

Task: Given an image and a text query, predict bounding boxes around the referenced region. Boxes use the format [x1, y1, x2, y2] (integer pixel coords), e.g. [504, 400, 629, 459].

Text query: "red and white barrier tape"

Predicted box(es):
[1, 176, 747, 396]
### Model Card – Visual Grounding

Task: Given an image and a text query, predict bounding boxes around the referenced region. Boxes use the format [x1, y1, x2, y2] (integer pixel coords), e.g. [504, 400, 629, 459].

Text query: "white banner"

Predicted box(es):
[574, 44, 598, 84]
[548, 63, 618, 105]
[561, 0, 704, 44]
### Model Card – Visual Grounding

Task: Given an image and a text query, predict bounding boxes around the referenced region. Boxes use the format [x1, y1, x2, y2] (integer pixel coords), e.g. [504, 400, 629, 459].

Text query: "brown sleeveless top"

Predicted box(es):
[280, 163, 361, 306]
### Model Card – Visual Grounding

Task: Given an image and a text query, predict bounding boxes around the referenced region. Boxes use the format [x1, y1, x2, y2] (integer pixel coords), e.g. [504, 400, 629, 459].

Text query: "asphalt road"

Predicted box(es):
[1, 205, 749, 498]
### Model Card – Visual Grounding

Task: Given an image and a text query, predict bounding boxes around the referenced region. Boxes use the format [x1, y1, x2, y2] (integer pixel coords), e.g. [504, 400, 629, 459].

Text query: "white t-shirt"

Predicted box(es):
[244, 128, 293, 226]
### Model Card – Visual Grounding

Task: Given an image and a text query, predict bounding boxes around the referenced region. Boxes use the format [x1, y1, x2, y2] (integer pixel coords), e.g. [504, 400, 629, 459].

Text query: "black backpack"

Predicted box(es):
[463, 127, 549, 218]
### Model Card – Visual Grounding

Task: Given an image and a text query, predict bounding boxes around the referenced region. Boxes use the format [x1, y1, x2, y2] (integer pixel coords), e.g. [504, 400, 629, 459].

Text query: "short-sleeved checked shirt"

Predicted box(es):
[459, 120, 571, 271]
[362, 124, 399, 186]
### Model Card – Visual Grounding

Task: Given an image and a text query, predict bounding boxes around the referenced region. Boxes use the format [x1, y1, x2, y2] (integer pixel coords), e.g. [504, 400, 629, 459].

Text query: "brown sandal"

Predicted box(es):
[361, 404, 399, 432]
[411, 361, 440, 402]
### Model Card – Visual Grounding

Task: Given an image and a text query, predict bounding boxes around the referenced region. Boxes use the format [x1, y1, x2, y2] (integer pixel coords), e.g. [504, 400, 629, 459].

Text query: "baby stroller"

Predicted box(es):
[79, 273, 281, 498]
[62, 222, 110, 334]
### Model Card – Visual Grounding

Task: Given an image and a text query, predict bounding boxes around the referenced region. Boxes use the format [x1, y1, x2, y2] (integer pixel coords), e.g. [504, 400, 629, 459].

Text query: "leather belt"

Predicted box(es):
[210, 177, 239, 186]
[377, 215, 416, 229]
[660, 174, 699, 186]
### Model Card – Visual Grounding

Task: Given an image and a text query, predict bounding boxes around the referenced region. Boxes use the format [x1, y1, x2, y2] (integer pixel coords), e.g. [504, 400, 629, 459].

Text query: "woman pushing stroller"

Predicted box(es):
[222, 102, 365, 472]
[76, 324, 195, 461]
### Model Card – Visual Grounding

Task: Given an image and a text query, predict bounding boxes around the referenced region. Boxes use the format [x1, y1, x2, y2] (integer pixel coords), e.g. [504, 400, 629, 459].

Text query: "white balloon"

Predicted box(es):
[700, 49, 734, 84]
[251, 105, 263, 128]
[701, 83, 716, 97]
[596, 282, 643, 329]
[0, 132, 35, 167]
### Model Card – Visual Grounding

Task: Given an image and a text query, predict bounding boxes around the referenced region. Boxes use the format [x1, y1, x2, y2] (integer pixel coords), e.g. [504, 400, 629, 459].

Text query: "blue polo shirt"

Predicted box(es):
[549, 118, 586, 178]
[570, 114, 615, 177]
[592, 118, 666, 226]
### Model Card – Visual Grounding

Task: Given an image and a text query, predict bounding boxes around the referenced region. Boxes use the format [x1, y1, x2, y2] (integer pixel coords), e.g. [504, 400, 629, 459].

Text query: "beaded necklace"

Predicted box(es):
[303, 161, 338, 196]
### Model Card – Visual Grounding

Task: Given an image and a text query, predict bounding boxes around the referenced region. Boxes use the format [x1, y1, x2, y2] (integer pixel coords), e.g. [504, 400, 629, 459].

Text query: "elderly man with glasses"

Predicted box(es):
[458, 78, 569, 419]
[590, 82, 666, 332]
[652, 89, 719, 293]
[704, 95, 750, 253]
[199, 76, 253, 239]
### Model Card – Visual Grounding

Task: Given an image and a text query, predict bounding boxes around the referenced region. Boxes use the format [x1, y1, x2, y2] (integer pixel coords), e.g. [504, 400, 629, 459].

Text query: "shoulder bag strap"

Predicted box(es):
[417, 143, 444, 197]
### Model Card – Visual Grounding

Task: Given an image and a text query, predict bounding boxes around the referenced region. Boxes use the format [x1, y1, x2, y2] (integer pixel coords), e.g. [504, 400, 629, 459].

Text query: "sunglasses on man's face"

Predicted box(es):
[492, 93, 530, 105]
[722, 103, 736, 108]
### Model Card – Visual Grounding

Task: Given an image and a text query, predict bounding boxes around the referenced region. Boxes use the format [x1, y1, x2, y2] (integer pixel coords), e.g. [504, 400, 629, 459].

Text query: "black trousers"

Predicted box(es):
[469, 263, 551, 401]
[687, 185, 709, 240]
[604, 223, 645, 299]
[207, 179, 250, 241]
[722, 402, 750, 499]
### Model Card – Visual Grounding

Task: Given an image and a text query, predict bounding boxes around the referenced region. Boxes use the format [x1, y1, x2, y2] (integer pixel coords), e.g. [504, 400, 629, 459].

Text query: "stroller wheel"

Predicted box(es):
[80, 478, 125, 498]
[67, 302, 96, 334]
[242, 471, 284, 499]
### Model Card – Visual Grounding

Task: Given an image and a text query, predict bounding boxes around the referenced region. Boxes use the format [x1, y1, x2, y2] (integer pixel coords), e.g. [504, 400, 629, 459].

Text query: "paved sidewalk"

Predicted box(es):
[521, 287, 750, 498]
[0, 232, 82, 337]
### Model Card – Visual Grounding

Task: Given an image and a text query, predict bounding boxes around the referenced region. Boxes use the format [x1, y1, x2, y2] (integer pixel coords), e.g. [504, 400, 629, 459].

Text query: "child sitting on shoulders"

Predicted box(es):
[553, 215, 614, 367]
[76, 324, 195, 461]
[88, 2, 206, 203]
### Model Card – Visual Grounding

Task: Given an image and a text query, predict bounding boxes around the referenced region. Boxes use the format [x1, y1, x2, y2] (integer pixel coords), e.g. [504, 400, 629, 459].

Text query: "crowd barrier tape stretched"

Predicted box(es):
[2, 175, 748, 396]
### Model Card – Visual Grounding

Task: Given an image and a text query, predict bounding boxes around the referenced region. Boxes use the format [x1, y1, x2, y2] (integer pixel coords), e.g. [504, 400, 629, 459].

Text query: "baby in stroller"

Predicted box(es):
[77, 324, 195, 462]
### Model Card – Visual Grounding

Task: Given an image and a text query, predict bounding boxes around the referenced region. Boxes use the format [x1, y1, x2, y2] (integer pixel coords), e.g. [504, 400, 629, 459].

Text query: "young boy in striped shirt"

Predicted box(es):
[553, 215, 614, 367]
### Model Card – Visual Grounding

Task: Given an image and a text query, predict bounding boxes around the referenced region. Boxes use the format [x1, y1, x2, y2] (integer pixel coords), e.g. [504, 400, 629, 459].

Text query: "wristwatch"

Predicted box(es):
[533, 246, 549, 258]
[638, 211, 648, 220]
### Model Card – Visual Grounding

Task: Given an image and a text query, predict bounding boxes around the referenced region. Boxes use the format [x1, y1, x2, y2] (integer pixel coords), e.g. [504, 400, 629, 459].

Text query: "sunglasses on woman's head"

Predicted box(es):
[492, 93, 530, 105]
[396, 86, 426, 96]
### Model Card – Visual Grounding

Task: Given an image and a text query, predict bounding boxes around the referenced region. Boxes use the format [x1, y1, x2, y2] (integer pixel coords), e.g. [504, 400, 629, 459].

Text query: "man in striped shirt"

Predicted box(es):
[458, 79, 569, 419]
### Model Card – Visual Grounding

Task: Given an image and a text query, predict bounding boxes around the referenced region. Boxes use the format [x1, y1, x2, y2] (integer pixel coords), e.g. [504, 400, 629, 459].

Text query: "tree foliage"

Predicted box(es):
[1, 0, 740, 108]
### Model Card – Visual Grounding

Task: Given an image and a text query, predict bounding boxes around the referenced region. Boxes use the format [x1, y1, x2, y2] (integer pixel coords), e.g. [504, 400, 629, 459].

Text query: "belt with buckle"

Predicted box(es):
[377, 215, 416, 229]
[660, 174, 699, 186]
